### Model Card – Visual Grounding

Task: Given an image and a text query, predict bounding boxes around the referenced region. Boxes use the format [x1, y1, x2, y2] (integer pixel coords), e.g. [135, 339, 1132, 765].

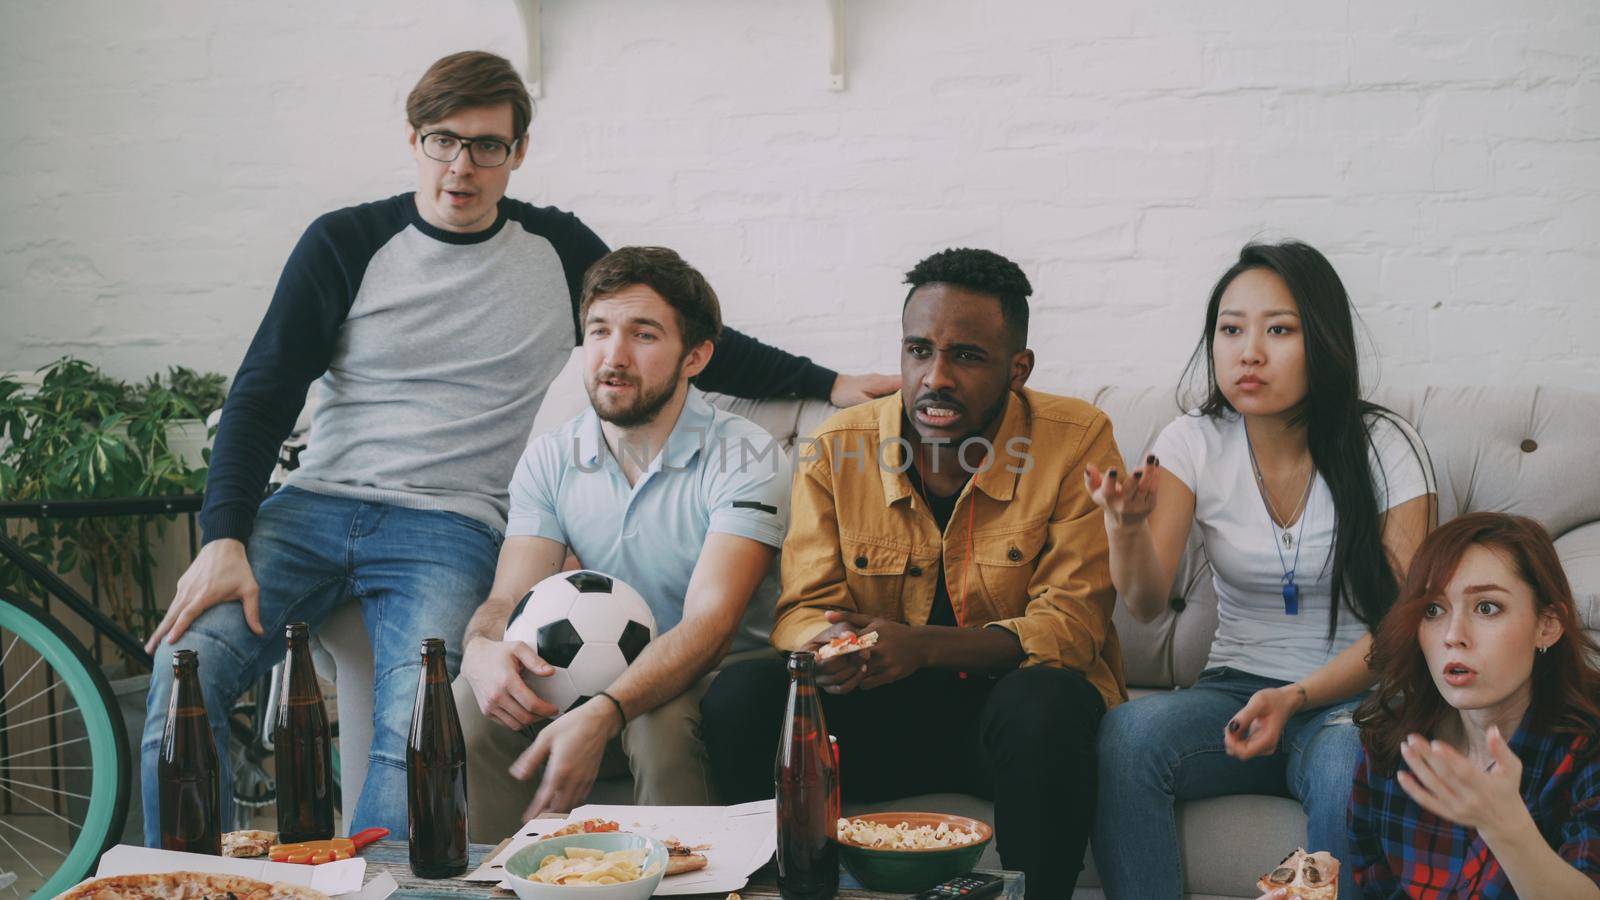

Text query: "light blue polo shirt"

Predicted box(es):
[506, 387, 790, 653]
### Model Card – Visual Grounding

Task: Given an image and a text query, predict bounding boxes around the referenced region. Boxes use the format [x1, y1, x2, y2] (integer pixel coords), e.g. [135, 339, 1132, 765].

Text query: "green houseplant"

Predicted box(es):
[0, 357, 227, 650]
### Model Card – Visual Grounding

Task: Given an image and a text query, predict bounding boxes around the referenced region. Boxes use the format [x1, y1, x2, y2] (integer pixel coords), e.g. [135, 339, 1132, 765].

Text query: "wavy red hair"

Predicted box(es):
[1355, 512, 1600, 774]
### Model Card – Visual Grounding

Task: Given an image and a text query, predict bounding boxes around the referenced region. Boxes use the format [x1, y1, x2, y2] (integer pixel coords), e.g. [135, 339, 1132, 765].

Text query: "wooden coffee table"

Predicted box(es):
[364, 840, 1024, 898]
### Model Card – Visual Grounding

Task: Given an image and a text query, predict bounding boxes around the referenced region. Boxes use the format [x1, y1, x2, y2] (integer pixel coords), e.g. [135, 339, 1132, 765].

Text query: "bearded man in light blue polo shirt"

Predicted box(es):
[455, 245, 790, 837]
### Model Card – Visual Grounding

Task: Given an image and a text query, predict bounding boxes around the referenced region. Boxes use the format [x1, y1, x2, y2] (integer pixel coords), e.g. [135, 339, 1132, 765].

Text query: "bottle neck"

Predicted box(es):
[411, 648, 465, 760]
[282, 639, 323, 702]
[170, 663, 207, 711]
[780, 653, 831, 763]
[422, 648, 449, 683]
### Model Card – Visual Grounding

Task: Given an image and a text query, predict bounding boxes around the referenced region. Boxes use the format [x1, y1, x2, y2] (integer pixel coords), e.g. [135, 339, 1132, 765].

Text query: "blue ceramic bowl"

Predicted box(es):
[503, 832, 669, 900]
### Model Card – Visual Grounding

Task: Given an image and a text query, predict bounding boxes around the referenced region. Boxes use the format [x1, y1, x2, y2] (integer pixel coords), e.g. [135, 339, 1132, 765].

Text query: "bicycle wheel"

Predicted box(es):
[0, 595, 129, 898]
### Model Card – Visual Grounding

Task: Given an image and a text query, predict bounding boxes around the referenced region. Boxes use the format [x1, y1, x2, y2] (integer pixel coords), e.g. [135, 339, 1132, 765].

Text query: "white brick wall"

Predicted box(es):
[2, 0, 1597, 392]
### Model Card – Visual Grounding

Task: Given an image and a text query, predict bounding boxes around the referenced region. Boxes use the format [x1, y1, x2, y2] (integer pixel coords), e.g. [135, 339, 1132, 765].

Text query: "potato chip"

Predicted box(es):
[529, 846, 654, 885]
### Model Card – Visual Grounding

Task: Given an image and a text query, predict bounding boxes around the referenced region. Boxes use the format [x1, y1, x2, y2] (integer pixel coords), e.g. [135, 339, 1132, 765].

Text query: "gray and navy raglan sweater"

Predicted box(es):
[199, 193, 837, 545]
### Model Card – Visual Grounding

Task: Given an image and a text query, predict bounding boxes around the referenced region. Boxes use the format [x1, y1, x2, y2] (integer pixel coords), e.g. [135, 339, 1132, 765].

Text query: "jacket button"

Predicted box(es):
[1520, 439, 1538, 453]
[1007, 546, 1022, 561]
[908, 565, 923, 577]
[855, 555, 869, 569]
[1170, 596, 1187, 612]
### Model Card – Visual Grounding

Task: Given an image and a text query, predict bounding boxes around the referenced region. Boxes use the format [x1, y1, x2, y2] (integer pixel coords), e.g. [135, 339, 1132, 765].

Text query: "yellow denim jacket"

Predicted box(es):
[772, 388, 1128, 710]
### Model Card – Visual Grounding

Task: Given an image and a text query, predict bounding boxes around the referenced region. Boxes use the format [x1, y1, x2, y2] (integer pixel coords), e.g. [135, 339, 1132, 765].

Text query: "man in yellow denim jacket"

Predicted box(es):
[702, 248, 1126, 899]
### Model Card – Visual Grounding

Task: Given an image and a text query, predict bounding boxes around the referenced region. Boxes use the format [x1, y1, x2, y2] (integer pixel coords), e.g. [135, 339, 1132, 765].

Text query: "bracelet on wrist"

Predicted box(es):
[596, 690, 627, 728]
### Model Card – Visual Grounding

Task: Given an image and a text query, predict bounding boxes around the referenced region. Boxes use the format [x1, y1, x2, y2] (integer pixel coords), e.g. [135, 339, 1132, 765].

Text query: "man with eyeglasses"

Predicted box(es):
[137, 50, 895, 842]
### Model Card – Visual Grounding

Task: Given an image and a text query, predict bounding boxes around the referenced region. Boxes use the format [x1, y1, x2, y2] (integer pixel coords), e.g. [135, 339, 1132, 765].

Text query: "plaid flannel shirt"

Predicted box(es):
[1349, 713, 1600, 898]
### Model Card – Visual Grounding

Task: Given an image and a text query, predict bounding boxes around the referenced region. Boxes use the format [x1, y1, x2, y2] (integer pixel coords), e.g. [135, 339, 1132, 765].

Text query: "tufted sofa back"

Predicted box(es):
[530, 353, 1600, 691]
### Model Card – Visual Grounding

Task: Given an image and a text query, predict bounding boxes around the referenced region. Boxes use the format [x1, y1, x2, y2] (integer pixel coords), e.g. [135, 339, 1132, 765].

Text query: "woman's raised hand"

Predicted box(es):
[1086, 455, 1163, 528]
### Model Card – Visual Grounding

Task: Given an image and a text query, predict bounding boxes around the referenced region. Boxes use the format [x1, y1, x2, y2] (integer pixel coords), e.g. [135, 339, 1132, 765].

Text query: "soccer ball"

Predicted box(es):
[503, 570, 656, 715]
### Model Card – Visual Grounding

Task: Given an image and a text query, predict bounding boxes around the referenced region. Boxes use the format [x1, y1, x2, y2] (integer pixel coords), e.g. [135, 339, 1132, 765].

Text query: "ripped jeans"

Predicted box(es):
[1092, 666, 1364, 900]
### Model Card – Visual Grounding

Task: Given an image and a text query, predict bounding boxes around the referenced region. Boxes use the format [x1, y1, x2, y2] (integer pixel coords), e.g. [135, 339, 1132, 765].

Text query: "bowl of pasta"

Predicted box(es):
[834, 812, 994, 892]
[504, 832, 669, 900]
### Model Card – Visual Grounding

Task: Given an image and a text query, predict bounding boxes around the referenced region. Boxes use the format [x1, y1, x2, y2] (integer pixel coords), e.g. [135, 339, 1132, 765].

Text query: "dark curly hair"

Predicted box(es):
[903, 248, 1032, 352]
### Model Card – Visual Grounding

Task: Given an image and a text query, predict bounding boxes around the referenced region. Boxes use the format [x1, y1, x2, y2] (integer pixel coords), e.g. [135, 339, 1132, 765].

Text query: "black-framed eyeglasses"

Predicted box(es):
[420, 132, 517, 167]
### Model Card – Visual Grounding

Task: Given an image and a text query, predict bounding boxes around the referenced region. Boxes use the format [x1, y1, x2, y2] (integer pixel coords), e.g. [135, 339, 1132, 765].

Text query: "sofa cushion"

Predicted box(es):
[1405, 387, 1600, 536]
[1554, 521, 1600, 645]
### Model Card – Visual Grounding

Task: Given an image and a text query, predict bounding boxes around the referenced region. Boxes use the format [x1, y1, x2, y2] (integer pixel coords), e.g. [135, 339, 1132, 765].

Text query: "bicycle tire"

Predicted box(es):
[0, 594, 130, 898]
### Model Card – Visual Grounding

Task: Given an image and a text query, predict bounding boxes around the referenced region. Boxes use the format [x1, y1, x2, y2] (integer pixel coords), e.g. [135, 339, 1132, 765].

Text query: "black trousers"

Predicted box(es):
[701, 660, 1106, 899]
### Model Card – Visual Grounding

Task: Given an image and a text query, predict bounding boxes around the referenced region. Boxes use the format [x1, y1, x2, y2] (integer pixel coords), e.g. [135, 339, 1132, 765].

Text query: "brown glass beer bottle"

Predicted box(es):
[274, 622, 334, 843]
[158, 649, 221, 854]
[775, 651, 839, 900]
[407, 638, 469, 877]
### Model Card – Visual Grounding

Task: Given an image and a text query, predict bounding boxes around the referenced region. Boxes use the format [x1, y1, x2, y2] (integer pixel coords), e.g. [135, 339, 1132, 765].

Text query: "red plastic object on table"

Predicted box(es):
[268, 826, 389, 865]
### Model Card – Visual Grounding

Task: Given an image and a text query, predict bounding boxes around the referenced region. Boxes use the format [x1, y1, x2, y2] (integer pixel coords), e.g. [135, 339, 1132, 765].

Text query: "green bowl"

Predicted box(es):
[835, 811, 993, 893]
[503, 832, 668, 900]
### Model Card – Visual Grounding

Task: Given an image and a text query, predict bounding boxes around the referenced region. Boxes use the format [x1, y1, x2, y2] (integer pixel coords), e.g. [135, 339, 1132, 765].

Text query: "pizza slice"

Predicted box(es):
[544, 818, 622, 838]
[817, 630, 879, 662]
[60, 871, 329, 900]
[663, 838, 711, 877]
[1257, 847, 1339, 900]
[222, 829, 277, 858]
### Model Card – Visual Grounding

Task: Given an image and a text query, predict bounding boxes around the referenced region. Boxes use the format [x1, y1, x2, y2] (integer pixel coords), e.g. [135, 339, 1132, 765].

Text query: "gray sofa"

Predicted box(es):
[316, 354, 1600, 899]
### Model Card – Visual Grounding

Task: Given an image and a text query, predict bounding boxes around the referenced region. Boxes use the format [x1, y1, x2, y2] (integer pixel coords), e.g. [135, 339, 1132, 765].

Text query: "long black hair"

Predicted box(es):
[1179, 241, 1416, 639]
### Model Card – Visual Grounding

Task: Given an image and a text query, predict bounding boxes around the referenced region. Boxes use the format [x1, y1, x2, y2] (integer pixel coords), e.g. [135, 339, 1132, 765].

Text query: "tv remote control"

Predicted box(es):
[908, 872, 1005, 898]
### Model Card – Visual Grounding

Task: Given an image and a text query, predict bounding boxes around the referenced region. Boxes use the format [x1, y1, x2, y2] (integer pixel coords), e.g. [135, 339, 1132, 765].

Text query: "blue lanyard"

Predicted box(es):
[1245, 427, 1312, 616]
[1272, 503, 1309, 615]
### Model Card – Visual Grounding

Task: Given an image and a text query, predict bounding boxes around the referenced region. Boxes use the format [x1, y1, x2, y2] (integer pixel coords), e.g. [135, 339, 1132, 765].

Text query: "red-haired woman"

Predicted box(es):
[1350, 512, 1600, 898]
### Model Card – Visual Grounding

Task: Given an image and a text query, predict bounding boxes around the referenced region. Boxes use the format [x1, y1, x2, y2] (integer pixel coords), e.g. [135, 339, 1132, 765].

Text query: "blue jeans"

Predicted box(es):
[141, 486, 500, 843]
[1092, 667, 1364, 900]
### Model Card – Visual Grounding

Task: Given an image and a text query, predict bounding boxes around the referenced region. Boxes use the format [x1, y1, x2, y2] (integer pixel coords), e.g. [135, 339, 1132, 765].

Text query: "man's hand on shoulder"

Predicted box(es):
[462, 634, 561, 729]
[146, 538, 262, 654]
[830, 373, 899, 407]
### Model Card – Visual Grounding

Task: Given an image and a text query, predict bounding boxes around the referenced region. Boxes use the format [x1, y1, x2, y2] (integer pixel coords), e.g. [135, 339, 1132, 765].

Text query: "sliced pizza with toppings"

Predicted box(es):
[222, 829, 276, 858]
[544, 818, 622, 838]
[663, 838, 712, 876]
[61, 871, 328, 900]
[817, 630, 879, 662]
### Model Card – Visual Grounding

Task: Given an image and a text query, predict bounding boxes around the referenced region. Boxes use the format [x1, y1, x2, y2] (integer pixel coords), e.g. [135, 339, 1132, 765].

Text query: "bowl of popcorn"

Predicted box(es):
[503, 832, 669, 900]
[834, 812, 993, 892]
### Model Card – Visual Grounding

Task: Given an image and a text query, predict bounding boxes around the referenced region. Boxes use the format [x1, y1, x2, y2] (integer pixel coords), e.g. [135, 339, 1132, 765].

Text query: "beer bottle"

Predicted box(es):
[158, 649, 221, 854]
[274, 622, 334, 843]
[775, 651, 839, 900]
[407, 638, 469, 878]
